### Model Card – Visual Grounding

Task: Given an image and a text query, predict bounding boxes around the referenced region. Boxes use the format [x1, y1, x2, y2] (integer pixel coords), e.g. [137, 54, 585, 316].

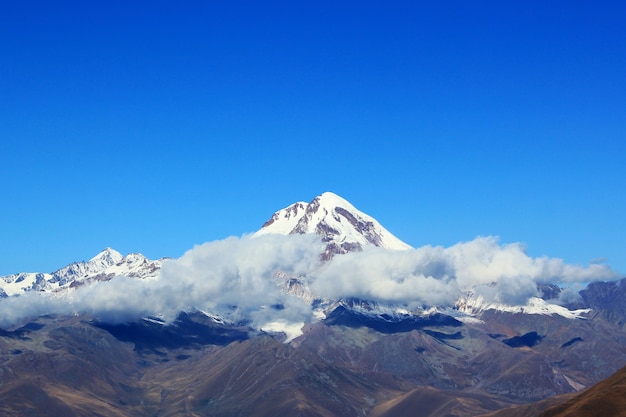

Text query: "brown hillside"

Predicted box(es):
[539, 364, 626, 417]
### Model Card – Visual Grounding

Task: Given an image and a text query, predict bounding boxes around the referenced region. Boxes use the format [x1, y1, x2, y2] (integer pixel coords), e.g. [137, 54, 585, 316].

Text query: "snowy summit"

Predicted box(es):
[255, 191, 411, 258]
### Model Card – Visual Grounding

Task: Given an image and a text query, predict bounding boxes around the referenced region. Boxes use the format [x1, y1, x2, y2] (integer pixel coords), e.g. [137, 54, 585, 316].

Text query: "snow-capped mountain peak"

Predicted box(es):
[89, 247, 124, 268]
[255, 192, 411, 258]
[0, 248, 163, 297]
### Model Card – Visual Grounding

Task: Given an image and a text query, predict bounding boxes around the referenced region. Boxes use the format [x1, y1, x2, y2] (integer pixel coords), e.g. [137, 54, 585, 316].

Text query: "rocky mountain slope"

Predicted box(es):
[2, 302, 625, 417]
[538, 363, 626, 417]
[477, 363, 626, 417]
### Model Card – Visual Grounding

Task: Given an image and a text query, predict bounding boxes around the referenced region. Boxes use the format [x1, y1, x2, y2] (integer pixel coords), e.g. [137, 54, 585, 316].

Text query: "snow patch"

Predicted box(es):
[261, 320, 304, 343]
[457, 295, 591, 319]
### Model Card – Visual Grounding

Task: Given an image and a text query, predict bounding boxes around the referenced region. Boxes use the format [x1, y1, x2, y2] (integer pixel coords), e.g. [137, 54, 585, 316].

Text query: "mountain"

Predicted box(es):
[1, 191, 410, 297]
[0, 248, 163, 297]
[1, 192, 626, 416]
[255, 191, 411, 258]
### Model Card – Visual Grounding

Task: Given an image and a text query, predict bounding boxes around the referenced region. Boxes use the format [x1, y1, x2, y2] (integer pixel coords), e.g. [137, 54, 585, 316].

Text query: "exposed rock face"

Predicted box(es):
[577, 278, 626, 327]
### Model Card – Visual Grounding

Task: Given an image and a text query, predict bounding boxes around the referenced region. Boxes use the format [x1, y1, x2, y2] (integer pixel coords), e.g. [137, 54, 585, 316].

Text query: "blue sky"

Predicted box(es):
[1, 1, 625, 276]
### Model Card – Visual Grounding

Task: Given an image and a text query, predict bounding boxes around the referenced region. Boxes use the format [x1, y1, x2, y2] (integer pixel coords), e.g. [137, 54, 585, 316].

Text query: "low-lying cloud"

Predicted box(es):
[0, 234, 322, 329]
[311, 236, 618, 307]
[0, 234, 619, 330]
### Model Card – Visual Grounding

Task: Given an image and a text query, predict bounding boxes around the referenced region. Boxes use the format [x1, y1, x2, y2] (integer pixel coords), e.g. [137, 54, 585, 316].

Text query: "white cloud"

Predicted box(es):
[0, 234, 619, 330]
[154, 234, 321, 325]
[310, 246, 459, 306]
[0, 234, 322, 330]
[311, 236, 618, 306]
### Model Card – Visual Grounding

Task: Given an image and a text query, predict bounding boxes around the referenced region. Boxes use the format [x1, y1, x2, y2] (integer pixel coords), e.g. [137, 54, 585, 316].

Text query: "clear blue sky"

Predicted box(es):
[1, 1, 624, 276]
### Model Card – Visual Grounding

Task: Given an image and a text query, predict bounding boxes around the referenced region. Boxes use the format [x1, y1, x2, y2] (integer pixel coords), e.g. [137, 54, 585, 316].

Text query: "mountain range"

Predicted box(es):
[1, 192, 625, 416]
[0, 248, 162, 297]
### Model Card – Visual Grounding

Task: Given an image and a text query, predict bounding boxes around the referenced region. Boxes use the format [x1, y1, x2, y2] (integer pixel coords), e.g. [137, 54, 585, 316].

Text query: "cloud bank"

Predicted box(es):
[0, 235, 619, 329]
[312, 236, 617, 307]
[0, 235, 322, 329]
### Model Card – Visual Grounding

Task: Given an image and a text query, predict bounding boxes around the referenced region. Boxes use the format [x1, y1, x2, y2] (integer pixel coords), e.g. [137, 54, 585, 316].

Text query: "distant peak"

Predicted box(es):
[89, 247, 123, 264]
